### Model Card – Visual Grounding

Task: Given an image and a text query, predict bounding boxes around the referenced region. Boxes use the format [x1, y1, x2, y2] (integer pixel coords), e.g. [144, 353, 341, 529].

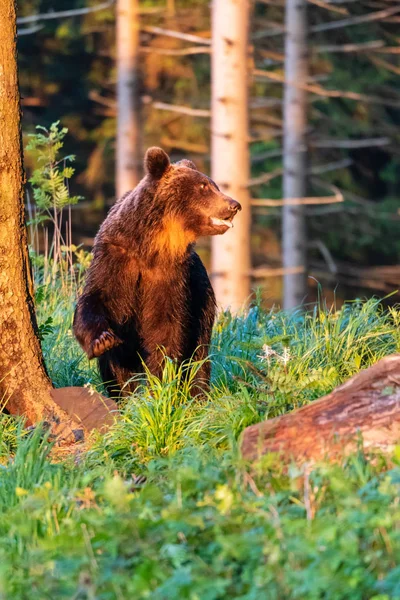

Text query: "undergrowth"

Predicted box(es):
[1, 422, 400, 599]
[37, 282, 400, 462]
[2, 122, 399, 598]
[2, 277, 400, 599]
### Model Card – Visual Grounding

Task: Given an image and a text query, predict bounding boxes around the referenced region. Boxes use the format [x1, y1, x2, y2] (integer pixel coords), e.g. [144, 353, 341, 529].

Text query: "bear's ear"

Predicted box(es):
[175, 158, 198, 171]
[144, 147, 170, 179]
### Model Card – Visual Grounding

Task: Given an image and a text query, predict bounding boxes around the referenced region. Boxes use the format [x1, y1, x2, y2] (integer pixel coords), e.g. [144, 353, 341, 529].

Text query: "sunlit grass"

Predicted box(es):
[33, 277, 400, 462]
[2, 272, 399, 598]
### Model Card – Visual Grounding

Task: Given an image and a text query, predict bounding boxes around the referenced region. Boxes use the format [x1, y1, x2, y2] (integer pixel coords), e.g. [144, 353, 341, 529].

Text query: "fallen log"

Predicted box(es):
[241, 354, 400, 464]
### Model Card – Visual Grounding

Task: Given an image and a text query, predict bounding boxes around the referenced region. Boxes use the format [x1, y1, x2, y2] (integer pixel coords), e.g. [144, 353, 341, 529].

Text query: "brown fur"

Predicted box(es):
[154, 217, 196, 258]
[73, 147, 241, 397]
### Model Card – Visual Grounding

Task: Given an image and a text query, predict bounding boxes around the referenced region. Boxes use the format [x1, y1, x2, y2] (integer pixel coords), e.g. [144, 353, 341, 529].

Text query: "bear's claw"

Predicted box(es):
[90, 331, 122, 359]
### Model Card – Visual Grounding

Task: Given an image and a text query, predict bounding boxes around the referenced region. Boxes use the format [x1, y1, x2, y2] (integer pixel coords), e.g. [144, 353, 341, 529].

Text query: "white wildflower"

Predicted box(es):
[278, 347, 291, 366]
[258, 344, 277, 362]
[84, 382, 96, 396]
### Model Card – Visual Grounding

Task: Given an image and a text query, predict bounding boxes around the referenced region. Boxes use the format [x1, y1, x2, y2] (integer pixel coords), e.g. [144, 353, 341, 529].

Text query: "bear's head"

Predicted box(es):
[144, 147, 241, 238]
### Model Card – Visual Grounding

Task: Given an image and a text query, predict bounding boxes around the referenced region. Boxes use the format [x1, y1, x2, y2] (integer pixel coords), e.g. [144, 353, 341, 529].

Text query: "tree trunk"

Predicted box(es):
[282, 0, 308, 310]
[210, 0, 251, 312]
[0, 1, 84, 442]
[116, 0, 142, 198]
[241, 354, 400, 464]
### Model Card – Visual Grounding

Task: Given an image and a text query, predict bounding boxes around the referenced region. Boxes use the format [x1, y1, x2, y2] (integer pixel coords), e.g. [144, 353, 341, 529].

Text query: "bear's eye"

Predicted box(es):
[200, 183, 207, 191]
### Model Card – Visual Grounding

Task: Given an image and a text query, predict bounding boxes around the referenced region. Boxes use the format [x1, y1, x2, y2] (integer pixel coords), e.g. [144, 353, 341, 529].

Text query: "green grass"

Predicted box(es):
[2, 278, 400, 598]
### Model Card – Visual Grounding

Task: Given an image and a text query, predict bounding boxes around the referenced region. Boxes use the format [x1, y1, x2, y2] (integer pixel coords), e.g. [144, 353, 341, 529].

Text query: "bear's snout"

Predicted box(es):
[226, 199, 241, 214]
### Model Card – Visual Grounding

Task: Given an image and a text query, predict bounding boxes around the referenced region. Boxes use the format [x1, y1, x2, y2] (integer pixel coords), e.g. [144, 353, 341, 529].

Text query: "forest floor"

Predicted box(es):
[1, 281, 400, 598]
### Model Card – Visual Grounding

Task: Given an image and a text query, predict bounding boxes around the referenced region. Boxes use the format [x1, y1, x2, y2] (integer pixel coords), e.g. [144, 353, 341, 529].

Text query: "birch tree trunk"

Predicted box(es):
[0, 1, 82, 441]
[116, 0, 142, 197]
[210, 0, 251, 311]
[282, 0, 308, 310]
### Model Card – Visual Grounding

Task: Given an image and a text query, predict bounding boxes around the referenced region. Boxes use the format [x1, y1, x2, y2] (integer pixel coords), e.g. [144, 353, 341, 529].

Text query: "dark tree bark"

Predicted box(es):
[0, 1, 115, 442]
[241, 355, 400, 464]
[282, 0, 308, 309]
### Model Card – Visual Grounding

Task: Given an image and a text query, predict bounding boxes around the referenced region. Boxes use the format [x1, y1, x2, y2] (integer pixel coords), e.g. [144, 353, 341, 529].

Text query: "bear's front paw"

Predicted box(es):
[89, 331, 122, 359]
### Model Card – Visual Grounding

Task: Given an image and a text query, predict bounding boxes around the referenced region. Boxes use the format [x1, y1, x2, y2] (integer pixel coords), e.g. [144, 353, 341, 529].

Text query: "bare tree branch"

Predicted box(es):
[17, 0, 165, 26]
[251, 194, 343, 206]
[310, 158, 352, 175]
[342, 188, 380, 208]
[309, 239, 337, 273]
[255, 0, 285, 6]
[368, 54, 400, 76]
[251, 113, 284, 127]
[315, 40, 384, 53]
[251, 27, 285, 40]
[250, 97, 283, 108]
[247, 159, 350, 189]
[251, 180, 344, 206]
[160, 137, 208, 153]
[141, 25, 211, 45]
[307, 0, 348, 15]
[89, 94, 212, 119]
[312, 136, 390, 149]
[247, 168, 283, 188]
[139, 45, 211, 56]
[251, 266, 305, 278]
[251, 148, 283, 162]
[249, 138, 389, 165]
[89, 90, 116, 108]
[18, 24, 44, 35]
[374, 46, 400, 54]
[248, 127, 283, 144]
[253, 68, 400, 108]
[21, 96, 47, 106]
[17, 0, 115, 24]
[249, 4, 400, 38]
[257, 49, 285, 61]
[310, 4, 400, 32]
[322, 0, 359, 4]
[152, 101, 211, 117]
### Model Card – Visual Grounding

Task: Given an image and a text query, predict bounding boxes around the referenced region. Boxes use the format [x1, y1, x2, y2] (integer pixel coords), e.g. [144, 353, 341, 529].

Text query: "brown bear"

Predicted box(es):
[73, 147, 241, 397]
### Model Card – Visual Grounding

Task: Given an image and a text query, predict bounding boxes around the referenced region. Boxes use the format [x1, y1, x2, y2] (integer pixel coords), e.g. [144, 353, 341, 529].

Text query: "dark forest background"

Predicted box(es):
[17, 0, 400, 305]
